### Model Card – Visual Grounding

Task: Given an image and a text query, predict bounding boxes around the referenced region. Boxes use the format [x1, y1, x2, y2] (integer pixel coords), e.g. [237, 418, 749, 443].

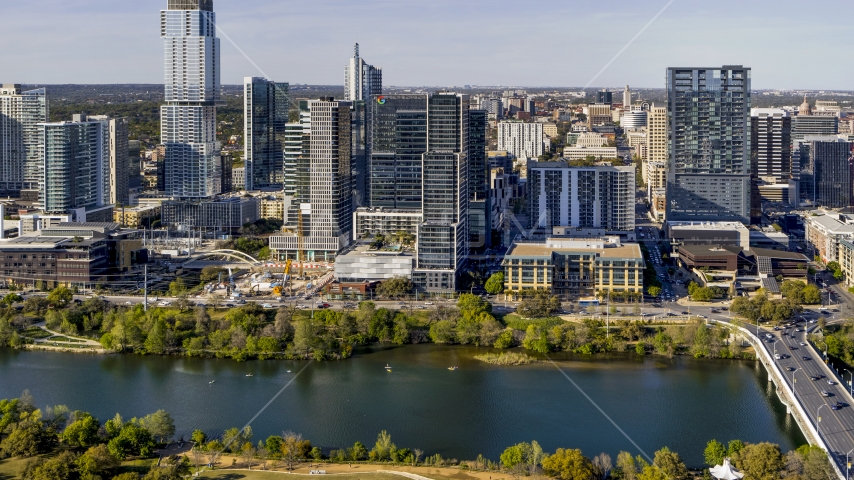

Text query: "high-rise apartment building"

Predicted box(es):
[39, 118, 111, 219]
[160, 0, 222, 198]
[87, 115, 129, 206]
[344, 43, 382, 102]
[750, 109, 793, 183]
[244, 77, 289, 190]
[527, 163, 635, 233]
[645, 103, 667, 163]
[0, 85, 47, 192]
[271, 99, 353, 261]
[497, 121, 543, 159]
[666, 66, 751, 223]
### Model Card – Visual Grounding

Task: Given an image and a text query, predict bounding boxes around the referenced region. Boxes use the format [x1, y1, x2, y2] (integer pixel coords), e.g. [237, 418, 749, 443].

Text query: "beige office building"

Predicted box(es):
[646, 104, 667, 163]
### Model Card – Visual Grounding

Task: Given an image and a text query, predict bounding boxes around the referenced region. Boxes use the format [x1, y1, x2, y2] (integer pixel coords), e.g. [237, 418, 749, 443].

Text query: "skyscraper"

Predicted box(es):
[270, 99, 353, 262]
[666, 66, 751, 223]
[751, 109, 793, 184]
[39, 117, 110, 219]
[468, 109, 489, 250]
[0, 84, 47, 193]
[244, 77, 289, 190]
[800, 140, 853, 208]
[160, 0, 221, 198]
[344, 43, 382, 102]
[88, 115, 129, 206]
[413, 93, 469, 292]
[623, 85, 631, 107]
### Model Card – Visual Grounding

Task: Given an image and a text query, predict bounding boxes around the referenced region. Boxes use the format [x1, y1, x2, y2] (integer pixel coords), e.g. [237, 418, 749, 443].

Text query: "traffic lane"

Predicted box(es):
[762, 327, 854, 457]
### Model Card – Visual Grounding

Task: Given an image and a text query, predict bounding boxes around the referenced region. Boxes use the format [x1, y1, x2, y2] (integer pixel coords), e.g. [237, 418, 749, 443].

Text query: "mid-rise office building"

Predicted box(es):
[666, 66, 751, 223]
[527, 162, 634, 233]
[596, 90, 613, 105]
[799, 140, 853, 208]
[497, 121, 543, 159]
[0, 85, 47, 192]
[87, 115, 129, 206]
[792, 115, 838, 143]
[751, 109, 793, 183]
[587, 103, 612, 128]
[39, 118, 111, 220]
[160, 0, 222, 198]
[161, 196, 259, 232]
[244, 77, 288, 190]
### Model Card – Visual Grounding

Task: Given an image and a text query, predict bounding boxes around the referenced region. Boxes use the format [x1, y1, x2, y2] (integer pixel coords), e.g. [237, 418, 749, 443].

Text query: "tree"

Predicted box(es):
[592, 453, 612, 480]
[704, 439, 727, 467]
[280, 431, 307, 470]
[1, 293, 22, 305]
[500, 444, 525, 470]
[351, 441, 368, 461]
[727, 440, 745, 457]
[731, 442, 784, 480]
[107, 422, 157, 459]
[802, 285, 822, 304]
[61, 412, 101, 448]
[457, 293, 492, 316]
[140, 410, 176, 444]
[76, 444, 120, 478]
[648, 286, 662, 298]
[652, 447, 686, 480]
[371, 430, 396, 461]
[47, 286, 73, 307]
[21, 451, 78, 480]
[691, 287, 715, 302]
[518, 293, 562, 318]
[485, 272, 505, 294]
[200, 266, 226, 283]
[375, 277, 413, 299]
[144, 318, 168, 354]
[616, 451, 637, 480]
[542, 448, 595, 480]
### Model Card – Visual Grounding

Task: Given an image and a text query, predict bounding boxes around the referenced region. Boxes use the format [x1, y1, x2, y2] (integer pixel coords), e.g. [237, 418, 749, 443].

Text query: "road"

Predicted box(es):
[753, 320, 854, 476]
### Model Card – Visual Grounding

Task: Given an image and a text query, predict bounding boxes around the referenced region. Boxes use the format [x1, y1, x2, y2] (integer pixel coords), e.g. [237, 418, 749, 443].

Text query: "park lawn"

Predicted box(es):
[0, 455, 29, 479]
[197, 471, 407, 480]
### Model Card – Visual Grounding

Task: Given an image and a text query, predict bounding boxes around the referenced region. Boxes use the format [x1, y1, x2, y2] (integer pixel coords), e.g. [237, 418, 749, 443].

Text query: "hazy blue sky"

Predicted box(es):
[1, 0, 851, 89]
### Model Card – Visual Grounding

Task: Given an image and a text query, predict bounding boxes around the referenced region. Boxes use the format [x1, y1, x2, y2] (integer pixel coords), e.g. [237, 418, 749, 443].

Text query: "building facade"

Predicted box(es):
[39, 119, 111, 216]
[344, 43, 382, 103]
[527, 163, 635, 233]
[667, 66, 751, 223]
[502, 237, 643, 299]
[160, 0, 222, 198]
[497, 121, 543, 160]
[799, 140, 853, 208]
[161, 196, 259, 231]
[244, 77, 288, 190]
[88, 115, 129, 206]
[0, 85, 47, 192]
[645, 104, 667, 163]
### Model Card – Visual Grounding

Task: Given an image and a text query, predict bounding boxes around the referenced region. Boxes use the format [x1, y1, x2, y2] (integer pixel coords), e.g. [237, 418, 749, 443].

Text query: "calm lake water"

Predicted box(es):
[0, 345, 805, 467]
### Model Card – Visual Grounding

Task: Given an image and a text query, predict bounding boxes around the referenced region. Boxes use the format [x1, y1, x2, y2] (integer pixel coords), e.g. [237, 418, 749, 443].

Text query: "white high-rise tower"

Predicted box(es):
[344, 43, 382, 101]
[623, 85, 631, 107]
[160, 0, 221, 198]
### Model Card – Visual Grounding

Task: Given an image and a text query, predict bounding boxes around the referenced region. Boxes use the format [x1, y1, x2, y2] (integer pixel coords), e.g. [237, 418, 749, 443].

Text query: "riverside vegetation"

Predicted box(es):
[0, 392, 833, 480]
[0, 287, 751, 361]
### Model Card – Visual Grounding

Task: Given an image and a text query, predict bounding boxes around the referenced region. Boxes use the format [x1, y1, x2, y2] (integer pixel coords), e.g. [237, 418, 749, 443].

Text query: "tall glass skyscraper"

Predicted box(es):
[160, 0, 221, 198]
[244, 77, 288, 190]
[666, 66, 751, 223]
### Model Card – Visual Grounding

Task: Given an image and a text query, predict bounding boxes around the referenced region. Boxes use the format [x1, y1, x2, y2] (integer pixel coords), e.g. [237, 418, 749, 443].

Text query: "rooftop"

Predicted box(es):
[506, 241, 642, 260]
[678, 244, 742, 257]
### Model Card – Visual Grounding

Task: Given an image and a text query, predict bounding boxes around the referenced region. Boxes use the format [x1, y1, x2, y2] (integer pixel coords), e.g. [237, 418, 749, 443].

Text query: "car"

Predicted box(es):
[828, 380, 836, 385]
[424, 302, 434, 305]
[262, 304, 274, 309]
[125, 301, 133, 305]
[821, 390, 831, 397]
[800, 342, 807, 346]
[237, 299, 246, 305]
[774, 354, 781, 360]
[803, 356, 811, 360]
[832, 404, 840, 410]
[225, 303, 234, 307]
[811, 375, 819, 380]
[789, 345, 797, 350]
[786, 366, 795, 371]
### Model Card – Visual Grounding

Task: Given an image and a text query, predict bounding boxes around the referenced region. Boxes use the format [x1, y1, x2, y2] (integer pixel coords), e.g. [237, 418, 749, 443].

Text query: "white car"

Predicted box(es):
[157, 301, 171, 307]
[262, 304, 274, 309]
[125, 301, 133, 305]
[424, 302, 434, 305]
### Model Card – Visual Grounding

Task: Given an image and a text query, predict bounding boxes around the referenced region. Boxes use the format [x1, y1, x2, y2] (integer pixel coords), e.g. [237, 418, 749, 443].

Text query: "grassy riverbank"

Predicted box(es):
[473, 351, 538, 365]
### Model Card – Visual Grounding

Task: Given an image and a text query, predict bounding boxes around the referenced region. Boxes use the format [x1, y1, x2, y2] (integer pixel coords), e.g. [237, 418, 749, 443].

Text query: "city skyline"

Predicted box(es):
[0, 0, 852, 90]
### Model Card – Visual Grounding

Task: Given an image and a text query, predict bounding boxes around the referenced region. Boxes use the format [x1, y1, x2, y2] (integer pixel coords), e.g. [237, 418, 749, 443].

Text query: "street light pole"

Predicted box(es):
[817, 404, 827, 438]
[791, 368, 798, 394]
[846, 369, 853, 398]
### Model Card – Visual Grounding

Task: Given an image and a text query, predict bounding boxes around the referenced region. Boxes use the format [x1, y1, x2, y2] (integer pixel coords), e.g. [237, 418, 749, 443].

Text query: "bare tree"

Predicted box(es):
[241, 442, 256, 470]
[592, 452, 612, 480]
[191, 447, 205, 474]
[413, 449, 423, 466]
[281, 431, 303, 471]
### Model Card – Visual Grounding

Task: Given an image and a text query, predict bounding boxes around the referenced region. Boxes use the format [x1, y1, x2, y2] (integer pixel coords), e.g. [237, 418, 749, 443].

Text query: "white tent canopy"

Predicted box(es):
[710, 458, 744, 480]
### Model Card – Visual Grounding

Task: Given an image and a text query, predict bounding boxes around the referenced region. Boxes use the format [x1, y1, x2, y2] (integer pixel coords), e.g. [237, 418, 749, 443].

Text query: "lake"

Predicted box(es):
[0, 345, 805, 467]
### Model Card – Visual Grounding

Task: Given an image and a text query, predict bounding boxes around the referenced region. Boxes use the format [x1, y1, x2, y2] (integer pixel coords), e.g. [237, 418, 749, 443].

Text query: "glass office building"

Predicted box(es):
[244, 77, 288, 190]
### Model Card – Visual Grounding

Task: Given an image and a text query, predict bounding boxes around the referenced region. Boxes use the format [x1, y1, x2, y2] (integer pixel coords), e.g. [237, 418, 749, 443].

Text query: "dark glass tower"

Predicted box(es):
[244, 77, 288, 190]
[666, 66, 751, 223]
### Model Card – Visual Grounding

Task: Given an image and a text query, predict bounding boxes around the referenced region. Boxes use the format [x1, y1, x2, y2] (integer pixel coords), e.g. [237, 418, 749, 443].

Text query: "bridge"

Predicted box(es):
[183, 249, 263, 268]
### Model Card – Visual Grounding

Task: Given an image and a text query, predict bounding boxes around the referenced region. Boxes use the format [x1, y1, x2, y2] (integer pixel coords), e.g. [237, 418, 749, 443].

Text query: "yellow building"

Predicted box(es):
[502, 237, 644, 299]
[260, 198, 284, 220]
[542, 122, 558, 138]
[113, 205, 160, 228]
[646, 104, 667, 164]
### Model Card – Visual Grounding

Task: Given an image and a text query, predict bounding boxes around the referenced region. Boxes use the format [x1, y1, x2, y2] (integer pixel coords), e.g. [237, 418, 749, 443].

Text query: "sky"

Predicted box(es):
[1, 0, 852, 90]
